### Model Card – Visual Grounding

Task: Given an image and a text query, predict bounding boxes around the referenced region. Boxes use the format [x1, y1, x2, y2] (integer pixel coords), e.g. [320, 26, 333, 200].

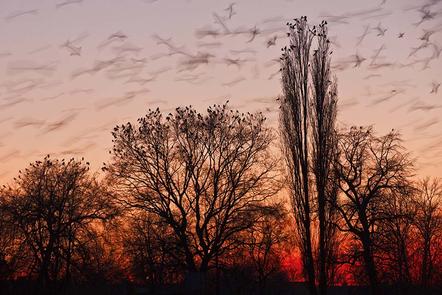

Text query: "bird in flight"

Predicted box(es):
[374, 23, 387, 36]
[353, 53, 366, 67]
[415, 7, 437, 26]
[56, 0, 83, 9]
[430, 82, 440, 94]
[247, 26, 261, 43]
[356, 25, 370, 46]
[224, 3, 236, 19]
[61, 41, 82, 56]
[4, 9, 38, 21]
[266, 36, 278, 48]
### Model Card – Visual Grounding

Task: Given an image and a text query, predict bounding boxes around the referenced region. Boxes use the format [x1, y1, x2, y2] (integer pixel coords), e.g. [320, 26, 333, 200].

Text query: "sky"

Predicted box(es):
[0, 0, 441, 182]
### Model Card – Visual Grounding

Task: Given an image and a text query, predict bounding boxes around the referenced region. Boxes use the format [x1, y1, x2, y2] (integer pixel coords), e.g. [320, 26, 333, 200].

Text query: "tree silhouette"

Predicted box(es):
[123, 211, 184, 289]
[0, 199, 15, 281]
[1, 156, 117, 294]
[279, 16, 339, 295]
[105, 103, 280, 292]
[241, 204, 290, 294]
[414, 177, 442, 288]
[333, 127, 413, 295]
[376, 188, 415, 289]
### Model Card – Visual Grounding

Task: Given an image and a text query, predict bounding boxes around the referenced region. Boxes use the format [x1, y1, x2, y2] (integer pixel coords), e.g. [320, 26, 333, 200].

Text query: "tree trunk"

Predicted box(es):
[258, 275, 266, 295]
[318, 191, 327, 295]
[421, 237, 430, 287]
[37, 239, 54, 295]
[361, 233, 378, 295]
[303, 123, 317, 295]
[304, 218, 317, 295]
[399, 238, 411, 286]
[37, 261, 51, 295]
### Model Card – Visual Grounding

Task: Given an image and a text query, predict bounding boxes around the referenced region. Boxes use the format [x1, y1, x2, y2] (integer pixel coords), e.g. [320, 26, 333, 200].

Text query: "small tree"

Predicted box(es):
[376, 189, 415, 289]
[414, 177, 442, 287]
[242, 204, 290, 294]
[105, 103, 280, 291]
[123, 212, 184, 288]
[1, 156, 117, 293]
[334, 127, 413, 294]
[0, 199, 15, 281]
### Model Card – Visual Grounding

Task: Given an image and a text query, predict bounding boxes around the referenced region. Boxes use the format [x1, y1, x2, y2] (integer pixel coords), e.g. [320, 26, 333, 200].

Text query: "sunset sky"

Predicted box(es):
[0, 0, 441, 182]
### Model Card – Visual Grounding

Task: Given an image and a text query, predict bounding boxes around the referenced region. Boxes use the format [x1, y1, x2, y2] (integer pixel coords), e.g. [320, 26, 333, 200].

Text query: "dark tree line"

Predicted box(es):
[104, 104, 280, 273]
[0, 157, 120, 294]
[333, 127, 414, 294]
[279, 16, 442, 295]
[0, 104, 291, 295]
[0, 16, 442, 295]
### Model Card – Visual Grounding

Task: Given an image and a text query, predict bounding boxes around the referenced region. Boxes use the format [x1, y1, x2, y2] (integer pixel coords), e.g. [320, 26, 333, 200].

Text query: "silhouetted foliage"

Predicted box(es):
[413, 177, 442, 288]
[279, 16, 339, 295]
[0, 156, 118, 294]
[1, 11, 442, 295]
[105, 103, 280, 292]
[333, 127, 414, 294]
[376, 187, 416, 289]
[123, 211, 184, 288]
[240, 204, 290, 294]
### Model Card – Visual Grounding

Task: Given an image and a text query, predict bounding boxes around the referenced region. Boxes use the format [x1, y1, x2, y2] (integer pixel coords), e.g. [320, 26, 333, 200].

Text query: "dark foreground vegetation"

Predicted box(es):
[0, 17, 441, 295]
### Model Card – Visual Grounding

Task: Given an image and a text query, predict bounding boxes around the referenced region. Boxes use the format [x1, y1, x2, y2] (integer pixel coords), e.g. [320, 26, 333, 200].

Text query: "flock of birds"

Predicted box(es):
[0, 0, 441, 180]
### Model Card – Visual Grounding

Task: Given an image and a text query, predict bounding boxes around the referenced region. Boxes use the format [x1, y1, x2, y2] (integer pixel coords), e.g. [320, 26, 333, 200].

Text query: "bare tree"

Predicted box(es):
[333, 127, 413, 295]
[123, 211, 184, 289]
[310, 20, 340, 294]
[70, 223, 125, 287]
[1, 156, 117, 293]
[414, 177, 442, 288]
[105, 103, 279, 291]
[376, 189, 416, 289]
[279, 16, 338, 295]
[0, 199, 15, 281]
[242, 204, 290, 294]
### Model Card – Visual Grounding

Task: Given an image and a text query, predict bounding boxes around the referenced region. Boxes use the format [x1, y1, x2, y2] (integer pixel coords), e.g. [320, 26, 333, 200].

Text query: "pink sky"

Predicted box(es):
[0, 0, 441, 182]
